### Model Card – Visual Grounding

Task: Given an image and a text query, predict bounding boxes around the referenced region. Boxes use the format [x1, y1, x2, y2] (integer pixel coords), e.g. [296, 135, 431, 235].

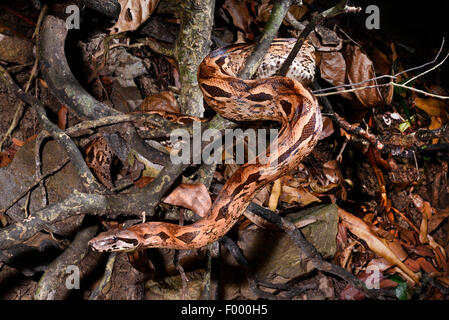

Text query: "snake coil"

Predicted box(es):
[89, 38, 322, 252]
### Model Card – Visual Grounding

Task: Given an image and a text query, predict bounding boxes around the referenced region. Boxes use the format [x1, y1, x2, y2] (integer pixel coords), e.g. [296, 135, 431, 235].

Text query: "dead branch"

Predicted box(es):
[34, 224, 98, 300]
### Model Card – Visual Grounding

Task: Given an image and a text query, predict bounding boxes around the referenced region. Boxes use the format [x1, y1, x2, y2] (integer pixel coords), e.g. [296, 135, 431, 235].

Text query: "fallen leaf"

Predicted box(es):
[268, 178, 282, 211]
[140, 91, 180, 113]
[344, 44, 384, 108]
[11, 137, 25, 147]
[428, 208, 449, 233]
[429, 116, 443, 144]
[338, 208, 420, 284]
[58, 105, 68, 130]
[163, 183, 212, 218]
[110, 0, 160, 34]
[0, 152, 13, 168]
[413, 94, 448, 118]
[222, 0, 257, 40]
[319, 116, 334, 140]
[280, 185, 321, 206]
[319, 51, 353, 101]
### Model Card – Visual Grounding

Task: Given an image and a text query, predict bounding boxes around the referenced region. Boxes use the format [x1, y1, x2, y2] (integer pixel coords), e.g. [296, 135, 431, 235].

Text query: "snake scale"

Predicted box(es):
[88, 38, 322, 252]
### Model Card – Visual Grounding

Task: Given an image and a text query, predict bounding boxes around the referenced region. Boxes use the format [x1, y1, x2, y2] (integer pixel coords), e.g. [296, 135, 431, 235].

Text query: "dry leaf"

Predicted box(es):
[428, 209, 449, 233]
[280, 185, 321, 206]
[319, 116, 334, 140]
[11, 137, 25, 147]
[140, 91, 180, 113]
[110, 0, 160, 34]
[268, 178, 282, 211]
[84, 136, 115, 189]
[338, 208, 420, 284]
[429, 116, 443, 144]
[58, 105, 68, 130]
[319, 51, 353, 101]
[413, 94, 448, 118]
[344, 45, 384, 108]
[163, 183, 212, 218]
[0, 152, 13, 168]
[223, 0, 254, 40]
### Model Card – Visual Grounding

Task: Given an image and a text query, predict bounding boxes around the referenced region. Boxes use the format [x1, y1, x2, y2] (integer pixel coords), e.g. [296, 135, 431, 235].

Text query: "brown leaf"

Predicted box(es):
[223, 0, 253, 39]
[428, 209, 449, 233]
[416, 257, 437, 273]
[84, 136, 115, 189]
[163, 183, 212, 218]
[319, 51, 353, 101]
[140, 91, 180, 113]
[280, 185, 321, 206]
[58, 105, 68, 130]
[268, 178, 282, 211]
[0, 152, 13, 168]
[110, 0, 160, 34]
[413, 94, 449, 118]
[11, 137, 25, 147]
[338, 208, 420, 284]
[344, 45, 384, 108]
[319, 116, 334, 140]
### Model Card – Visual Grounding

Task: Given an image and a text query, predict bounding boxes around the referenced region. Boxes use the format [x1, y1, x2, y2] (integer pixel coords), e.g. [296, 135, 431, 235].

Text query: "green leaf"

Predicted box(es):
[387, 275, 411, 300]
[394, 78, 415, 95]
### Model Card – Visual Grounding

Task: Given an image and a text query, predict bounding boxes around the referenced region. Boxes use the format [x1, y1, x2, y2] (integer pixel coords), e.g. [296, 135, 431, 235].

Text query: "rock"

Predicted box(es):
[220, 204, 339, 299]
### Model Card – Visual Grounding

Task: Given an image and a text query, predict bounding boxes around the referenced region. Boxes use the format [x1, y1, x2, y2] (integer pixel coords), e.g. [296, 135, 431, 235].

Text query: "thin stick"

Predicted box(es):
[0, 6, 48, 151]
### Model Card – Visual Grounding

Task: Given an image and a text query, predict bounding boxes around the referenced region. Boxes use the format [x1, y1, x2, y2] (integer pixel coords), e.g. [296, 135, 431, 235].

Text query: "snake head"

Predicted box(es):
[88, 229, 140, 252]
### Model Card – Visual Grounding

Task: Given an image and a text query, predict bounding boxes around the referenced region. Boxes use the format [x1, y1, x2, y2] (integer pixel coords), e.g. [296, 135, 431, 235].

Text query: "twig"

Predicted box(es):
[0, 65, 106, 194]
[0, 5, 47, 151]
[313, 80, 383, 149]
[277, 0, 361, 77]
[219, 236, 315, 300]
[246, 202, 396, 298]
[238, 0, 294, 79]
[34, 131, 50, 208]
[312, 38, 447, 94]
[89, 252, 117, 300]
[34, 224, 98, 300]
[0, 157, 70, 216]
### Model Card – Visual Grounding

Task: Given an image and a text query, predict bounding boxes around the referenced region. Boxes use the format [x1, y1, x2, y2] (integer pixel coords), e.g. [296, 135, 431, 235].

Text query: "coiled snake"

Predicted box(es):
[88, 38, 323, 252]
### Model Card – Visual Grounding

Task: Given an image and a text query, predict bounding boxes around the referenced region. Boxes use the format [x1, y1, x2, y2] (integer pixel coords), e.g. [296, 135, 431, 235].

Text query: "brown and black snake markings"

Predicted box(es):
[88, 38, 322, 252]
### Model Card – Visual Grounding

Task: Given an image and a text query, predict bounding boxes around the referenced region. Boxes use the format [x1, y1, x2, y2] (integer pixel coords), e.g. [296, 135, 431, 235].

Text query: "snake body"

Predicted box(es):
[88, 38, 322, 252]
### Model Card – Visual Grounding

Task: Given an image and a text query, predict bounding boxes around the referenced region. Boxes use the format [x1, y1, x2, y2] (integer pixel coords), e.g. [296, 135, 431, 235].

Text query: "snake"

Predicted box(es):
[88, 38, 323, 252]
